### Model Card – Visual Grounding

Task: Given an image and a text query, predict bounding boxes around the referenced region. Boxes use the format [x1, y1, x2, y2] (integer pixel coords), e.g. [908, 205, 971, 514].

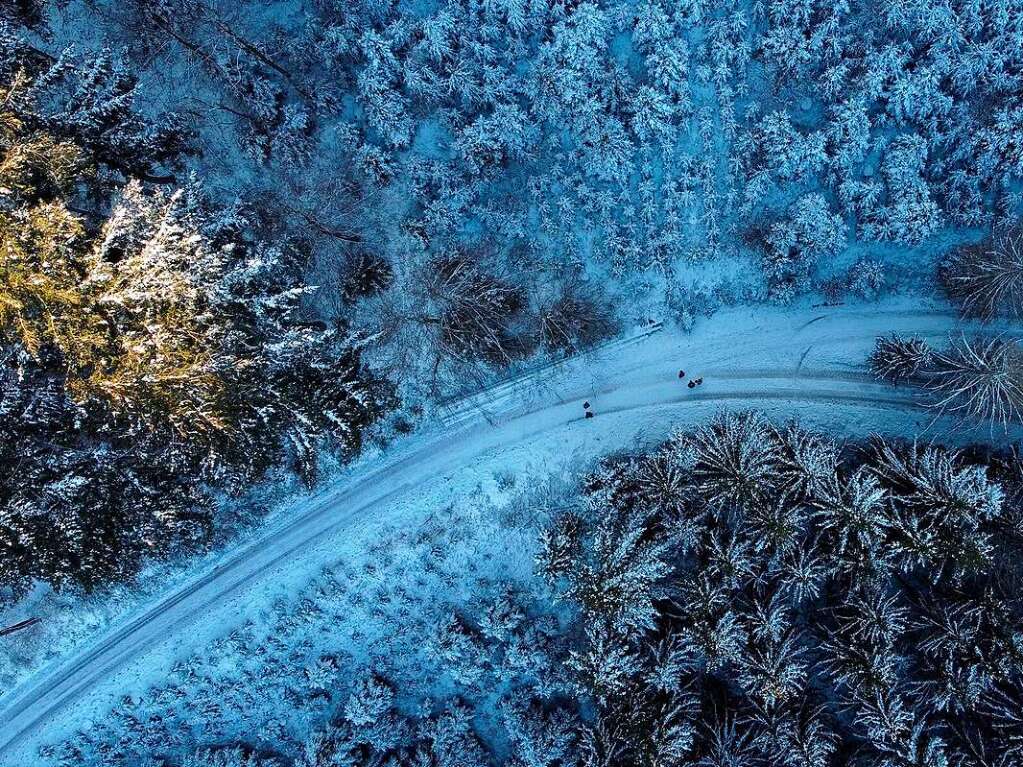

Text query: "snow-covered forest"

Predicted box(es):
[36, 414, 1023, 767]
[2, 0, 1023, 765]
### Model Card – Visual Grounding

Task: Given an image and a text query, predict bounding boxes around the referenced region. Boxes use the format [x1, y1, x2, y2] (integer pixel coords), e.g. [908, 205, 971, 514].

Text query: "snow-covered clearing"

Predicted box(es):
[1, 298, 1019, 765]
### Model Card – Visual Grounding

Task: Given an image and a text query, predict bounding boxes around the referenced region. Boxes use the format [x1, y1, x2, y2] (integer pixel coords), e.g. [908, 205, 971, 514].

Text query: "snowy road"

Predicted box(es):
[0, 300, 1018, 764]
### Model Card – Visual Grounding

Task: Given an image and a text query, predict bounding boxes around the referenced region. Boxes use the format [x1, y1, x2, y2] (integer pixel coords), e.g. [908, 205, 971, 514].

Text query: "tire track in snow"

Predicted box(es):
[795, 307, 968, 331]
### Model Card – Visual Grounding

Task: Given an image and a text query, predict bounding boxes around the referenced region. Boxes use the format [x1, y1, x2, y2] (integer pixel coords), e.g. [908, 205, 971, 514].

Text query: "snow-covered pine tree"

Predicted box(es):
[83, 180, 387, 484]
[940, 226, 1023, 321]
[869, 335, 935, 384]
[0, 61, 387, 590]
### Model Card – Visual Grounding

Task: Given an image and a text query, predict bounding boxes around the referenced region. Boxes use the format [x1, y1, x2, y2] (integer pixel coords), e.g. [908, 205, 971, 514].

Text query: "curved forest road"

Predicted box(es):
[1, 300, 1020, 764]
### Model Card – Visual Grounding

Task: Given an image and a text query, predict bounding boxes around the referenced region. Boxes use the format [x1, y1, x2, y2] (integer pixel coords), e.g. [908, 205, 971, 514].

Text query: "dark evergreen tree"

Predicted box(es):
[536, 412, 1022, 767]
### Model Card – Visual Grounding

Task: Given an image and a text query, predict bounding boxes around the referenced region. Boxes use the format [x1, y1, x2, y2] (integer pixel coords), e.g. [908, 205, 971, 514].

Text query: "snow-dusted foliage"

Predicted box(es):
[86, 181, 386, 484]
[761, 194, 846, 301]
[689, 410, 781, 510]
[0, 30, 190, 191]
[869, 335, 935, 384]
[941, 226, 1023, 321]
[0, 346, 212, 589]
[369, 251, 530, 389]
[870, 334, 1023, 429]
[930, 336, 1023, 429]
[530, 413, 1022, 767]
[0, 65, 388, 591]
[15, 0, 1020, 356]
[8, 0, 1023, 762]
[182, 747, 281, 767]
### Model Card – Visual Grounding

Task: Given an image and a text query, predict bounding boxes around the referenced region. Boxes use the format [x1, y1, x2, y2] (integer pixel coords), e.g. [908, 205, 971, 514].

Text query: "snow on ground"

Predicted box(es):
[34, 492, 557, 765]
[2, 297, 1020, 765]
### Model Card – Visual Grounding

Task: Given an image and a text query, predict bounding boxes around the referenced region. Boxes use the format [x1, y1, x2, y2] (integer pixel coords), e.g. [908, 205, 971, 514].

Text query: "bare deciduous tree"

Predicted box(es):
[535, 288, 615, 355]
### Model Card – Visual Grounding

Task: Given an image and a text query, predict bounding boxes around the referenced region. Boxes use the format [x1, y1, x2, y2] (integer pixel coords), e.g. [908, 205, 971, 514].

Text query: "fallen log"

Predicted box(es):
[0, 617, 41, 638]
